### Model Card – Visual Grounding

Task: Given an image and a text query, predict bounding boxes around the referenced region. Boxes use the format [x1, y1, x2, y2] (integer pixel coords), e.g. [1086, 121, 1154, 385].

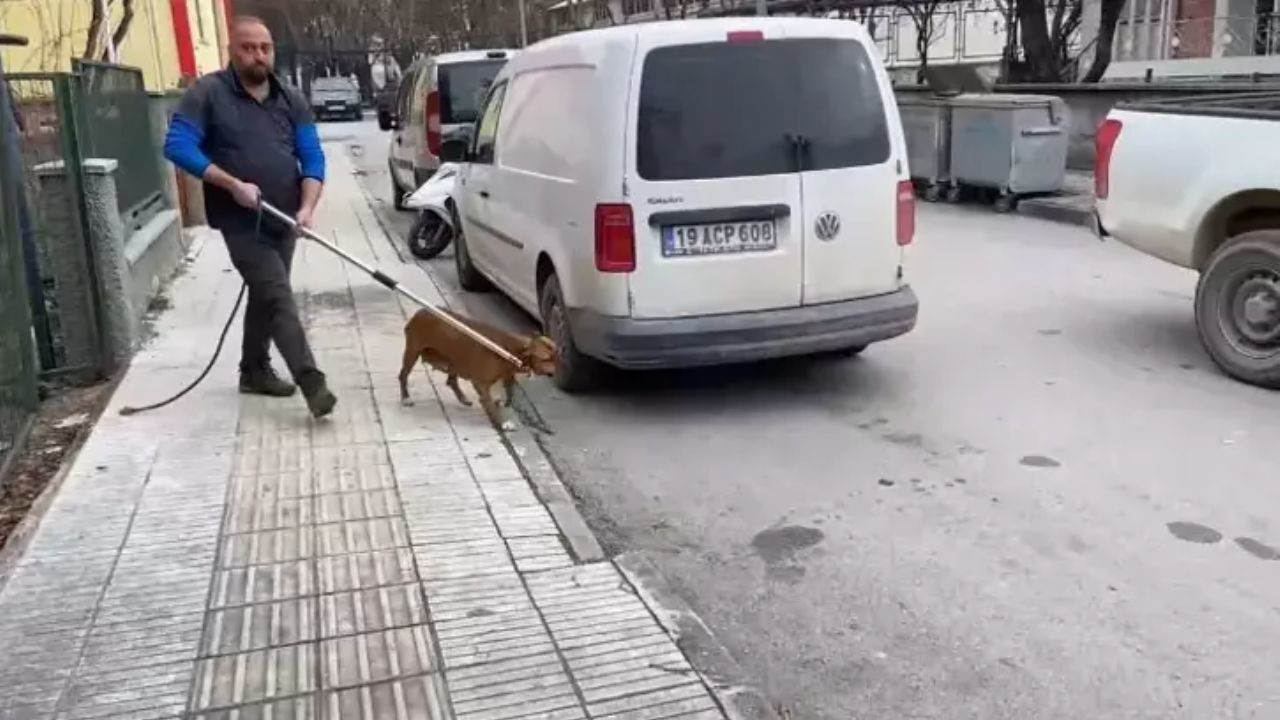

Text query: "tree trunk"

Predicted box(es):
[914, 12, 931, 85]
[1016, 0, 1057, 81]
[110, 0, 135, 53]
[83, 0, 108, 59]
[1081, 0, 1126, 82]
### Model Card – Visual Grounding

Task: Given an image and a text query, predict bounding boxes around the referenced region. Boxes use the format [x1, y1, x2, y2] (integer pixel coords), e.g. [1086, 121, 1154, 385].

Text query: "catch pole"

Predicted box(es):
[260, 201, 523, 368]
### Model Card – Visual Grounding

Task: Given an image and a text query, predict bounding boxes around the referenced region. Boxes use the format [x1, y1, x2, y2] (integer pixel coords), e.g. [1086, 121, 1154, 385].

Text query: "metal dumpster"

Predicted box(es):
[898, 94, 954, 201]
[948, 93, 1069, 212]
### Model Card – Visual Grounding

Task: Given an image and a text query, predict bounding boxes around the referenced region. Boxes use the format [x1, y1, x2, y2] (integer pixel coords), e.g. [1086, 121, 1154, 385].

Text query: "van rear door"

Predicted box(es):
[626, 23, 804, 320]
[780, 25, 902, 304]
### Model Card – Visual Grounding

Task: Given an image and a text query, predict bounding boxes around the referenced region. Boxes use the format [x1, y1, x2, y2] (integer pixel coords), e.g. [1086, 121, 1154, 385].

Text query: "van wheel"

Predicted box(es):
[539, 274, 602, 393]
[391, 173, 406, 211]
[830, 344, 867, 358]
[454, 223, 491, 292]
[1195, 230, 1280, 389]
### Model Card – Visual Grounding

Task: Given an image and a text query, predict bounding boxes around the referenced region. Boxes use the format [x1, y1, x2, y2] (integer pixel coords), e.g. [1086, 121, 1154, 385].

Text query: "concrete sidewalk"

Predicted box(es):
[0, 149, 731, 720]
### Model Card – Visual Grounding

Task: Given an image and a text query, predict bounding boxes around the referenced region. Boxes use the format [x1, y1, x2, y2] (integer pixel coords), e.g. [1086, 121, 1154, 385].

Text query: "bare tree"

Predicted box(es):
[81, 0, 137, 60]
[895, 0, 952, 84]
[1080, 0, 1126, 81]
[1012, 0, 1082, 81]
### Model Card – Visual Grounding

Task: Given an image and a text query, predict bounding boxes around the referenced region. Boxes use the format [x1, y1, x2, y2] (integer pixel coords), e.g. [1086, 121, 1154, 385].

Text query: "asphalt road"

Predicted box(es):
[331, 120, 1280, 720]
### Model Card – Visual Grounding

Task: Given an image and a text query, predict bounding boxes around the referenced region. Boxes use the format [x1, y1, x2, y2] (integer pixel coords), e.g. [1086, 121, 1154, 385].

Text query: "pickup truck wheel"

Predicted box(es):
[539, 274, 603, 393]
[1195, 230, 1280, 389]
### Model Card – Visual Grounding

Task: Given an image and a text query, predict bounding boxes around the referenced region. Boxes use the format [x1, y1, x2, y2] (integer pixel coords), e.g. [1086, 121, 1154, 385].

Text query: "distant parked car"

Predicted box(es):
[310, 77, 363, 121]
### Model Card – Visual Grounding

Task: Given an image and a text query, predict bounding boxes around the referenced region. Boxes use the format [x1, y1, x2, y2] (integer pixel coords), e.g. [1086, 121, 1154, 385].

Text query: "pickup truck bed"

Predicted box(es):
[1095, 92, 1280, 389]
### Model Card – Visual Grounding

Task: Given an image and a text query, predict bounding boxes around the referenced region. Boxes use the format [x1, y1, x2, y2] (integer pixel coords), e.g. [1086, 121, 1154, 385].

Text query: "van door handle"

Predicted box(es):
[479, 190, 491, 199]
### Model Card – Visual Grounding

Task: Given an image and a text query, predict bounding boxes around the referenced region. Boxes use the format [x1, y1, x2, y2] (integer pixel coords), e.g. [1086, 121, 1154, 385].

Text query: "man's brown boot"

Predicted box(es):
[303, 380, 337, 419]
[240, 365, 297, 397]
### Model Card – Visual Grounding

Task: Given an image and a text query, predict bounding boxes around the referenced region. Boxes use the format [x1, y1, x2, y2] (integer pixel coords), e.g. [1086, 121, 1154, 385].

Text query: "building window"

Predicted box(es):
[1257, 0, 1280, 55]
[623, 0, 652, 17]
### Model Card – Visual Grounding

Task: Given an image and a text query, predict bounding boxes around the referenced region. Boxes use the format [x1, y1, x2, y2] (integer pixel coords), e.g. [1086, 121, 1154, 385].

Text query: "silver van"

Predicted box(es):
[385, 49, 514, 209]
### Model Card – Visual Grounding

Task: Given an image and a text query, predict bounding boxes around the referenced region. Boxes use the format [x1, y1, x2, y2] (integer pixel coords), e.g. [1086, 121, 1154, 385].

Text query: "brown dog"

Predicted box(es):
[399, 309, 557, 428]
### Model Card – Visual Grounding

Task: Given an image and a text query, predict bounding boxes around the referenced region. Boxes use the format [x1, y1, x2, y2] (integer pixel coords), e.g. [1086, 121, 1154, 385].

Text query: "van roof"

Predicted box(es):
[525, 17, 873, 53]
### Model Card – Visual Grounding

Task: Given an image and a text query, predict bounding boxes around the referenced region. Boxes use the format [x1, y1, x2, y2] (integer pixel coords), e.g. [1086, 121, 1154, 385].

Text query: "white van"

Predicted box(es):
[387, 49, 515, 209]
[453, 19, 918, 390]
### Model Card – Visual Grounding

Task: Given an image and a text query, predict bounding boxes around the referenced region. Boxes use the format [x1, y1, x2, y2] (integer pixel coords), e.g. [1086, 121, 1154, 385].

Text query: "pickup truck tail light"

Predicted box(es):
[896, 180, 915, 246]
[425, 90, 442, 157]
[595, 204, 635, 273]
[1095, 119, 1123, 200]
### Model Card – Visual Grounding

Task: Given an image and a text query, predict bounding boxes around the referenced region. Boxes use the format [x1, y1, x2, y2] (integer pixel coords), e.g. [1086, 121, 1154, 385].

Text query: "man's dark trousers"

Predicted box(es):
[223, 225, 324, 392]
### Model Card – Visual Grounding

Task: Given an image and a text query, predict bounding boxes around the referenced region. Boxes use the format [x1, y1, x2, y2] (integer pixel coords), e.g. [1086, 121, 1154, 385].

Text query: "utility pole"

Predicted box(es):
[756, 0, 767, 15]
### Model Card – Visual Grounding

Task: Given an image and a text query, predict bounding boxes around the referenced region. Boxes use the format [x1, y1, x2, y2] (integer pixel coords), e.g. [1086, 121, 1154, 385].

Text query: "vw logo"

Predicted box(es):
[814, 211, 841, 241]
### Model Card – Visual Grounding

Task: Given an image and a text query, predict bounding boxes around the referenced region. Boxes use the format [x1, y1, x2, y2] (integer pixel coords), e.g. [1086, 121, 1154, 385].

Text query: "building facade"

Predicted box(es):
[0, 0, 230, 90]
[547, 0, 1279, 80]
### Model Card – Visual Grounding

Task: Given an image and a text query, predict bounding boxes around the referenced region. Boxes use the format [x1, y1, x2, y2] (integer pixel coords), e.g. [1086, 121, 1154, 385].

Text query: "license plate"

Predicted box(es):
[661, 220, 777, 257]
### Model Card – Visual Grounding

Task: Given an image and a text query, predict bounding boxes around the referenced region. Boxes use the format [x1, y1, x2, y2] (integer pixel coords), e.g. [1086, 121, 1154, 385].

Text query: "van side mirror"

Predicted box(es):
[439, 138, 468, 163]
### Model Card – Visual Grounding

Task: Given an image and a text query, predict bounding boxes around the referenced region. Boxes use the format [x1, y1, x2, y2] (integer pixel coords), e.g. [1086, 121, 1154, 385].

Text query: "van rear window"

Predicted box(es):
[439, 60, 506, 125]
[637, 38, 890, 181]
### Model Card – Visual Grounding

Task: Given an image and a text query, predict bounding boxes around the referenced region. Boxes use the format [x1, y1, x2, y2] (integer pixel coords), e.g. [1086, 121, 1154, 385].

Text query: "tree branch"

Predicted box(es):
[110, 0, 135, 51]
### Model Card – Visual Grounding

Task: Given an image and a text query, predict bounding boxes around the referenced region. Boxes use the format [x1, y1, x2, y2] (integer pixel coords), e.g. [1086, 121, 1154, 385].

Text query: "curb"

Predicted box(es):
[0, 376, 121, 593]
[616, 551, 782, 720]
[352, 155, 776, 719]
[501, 420, 606, 563]
[1018, 197, 1093, 227]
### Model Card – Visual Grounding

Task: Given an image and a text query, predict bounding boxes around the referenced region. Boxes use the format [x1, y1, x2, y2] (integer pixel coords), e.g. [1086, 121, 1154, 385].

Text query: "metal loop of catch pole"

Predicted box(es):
[260, 201, 524, 369]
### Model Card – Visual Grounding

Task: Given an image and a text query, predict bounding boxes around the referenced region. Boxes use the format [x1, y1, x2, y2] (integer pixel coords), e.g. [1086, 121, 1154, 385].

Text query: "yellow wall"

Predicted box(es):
[185, 0, 224, 76]
[0, 0, 225, 90]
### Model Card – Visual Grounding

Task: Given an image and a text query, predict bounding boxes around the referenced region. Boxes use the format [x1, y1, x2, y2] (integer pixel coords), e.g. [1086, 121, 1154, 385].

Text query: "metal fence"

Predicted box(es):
[6, 73, 103, 380]
[0, 72, 40, 472]
[0, 62, 158, 467]
[73, 60, 166, 232]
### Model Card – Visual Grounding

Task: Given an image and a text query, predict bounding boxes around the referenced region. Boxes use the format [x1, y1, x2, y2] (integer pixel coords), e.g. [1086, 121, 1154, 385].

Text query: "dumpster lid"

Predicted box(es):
[950, 93, 1062, 107]
[924, 63, 996, 95]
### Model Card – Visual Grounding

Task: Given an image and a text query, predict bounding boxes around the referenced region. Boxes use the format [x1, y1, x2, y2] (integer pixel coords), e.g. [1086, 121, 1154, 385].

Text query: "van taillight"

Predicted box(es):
[1095, 119, 1122, 200]
[426, 91, 442, 157]
[896, 180, 915, 247]
[727, 30, 764, 42]
[595, 204, 635, 273]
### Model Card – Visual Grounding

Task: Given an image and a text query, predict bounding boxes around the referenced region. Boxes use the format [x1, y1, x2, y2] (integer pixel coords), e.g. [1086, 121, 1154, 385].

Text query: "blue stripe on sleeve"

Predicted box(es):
[163, 114, 212, 178]
[295, 122, 325, 182]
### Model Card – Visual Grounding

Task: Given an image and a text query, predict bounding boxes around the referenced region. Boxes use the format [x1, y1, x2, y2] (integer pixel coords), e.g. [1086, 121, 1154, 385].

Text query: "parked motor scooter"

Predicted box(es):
[402, 134, 470, 260]
[403, 162, 459, 259]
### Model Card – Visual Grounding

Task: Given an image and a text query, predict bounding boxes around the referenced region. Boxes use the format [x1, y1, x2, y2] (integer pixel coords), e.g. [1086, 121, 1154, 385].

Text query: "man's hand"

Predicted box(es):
[295, 205, 315, 231]
[230, 180, 261, 209]
[297, 177, 323, 233]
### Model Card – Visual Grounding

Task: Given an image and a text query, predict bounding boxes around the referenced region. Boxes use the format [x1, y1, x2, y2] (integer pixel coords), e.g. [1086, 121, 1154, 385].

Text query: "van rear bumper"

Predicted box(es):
[569, 287, 919, 369]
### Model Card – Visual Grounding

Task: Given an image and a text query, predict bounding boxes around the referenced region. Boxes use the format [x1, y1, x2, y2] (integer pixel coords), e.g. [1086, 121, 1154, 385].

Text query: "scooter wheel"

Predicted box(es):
[408, 212, 453, 259]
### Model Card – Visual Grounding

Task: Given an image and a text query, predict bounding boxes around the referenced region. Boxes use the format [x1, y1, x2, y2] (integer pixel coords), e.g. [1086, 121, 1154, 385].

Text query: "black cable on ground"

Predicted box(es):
[120, 202, 263, 416]
[118, 283, 245, 416]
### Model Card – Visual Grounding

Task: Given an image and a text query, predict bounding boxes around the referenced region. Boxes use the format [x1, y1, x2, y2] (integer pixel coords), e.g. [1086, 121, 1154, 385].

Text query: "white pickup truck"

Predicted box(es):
[1094, 94, 1280, 389]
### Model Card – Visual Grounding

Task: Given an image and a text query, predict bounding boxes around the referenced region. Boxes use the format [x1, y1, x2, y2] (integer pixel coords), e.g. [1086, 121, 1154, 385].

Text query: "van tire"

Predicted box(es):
[391, 173, 407, 211]
[830, 344, 867, 358]
[1194, 230, 1280, 389]
[454, 224, 491, 292]
[539, 274, 602, 393]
